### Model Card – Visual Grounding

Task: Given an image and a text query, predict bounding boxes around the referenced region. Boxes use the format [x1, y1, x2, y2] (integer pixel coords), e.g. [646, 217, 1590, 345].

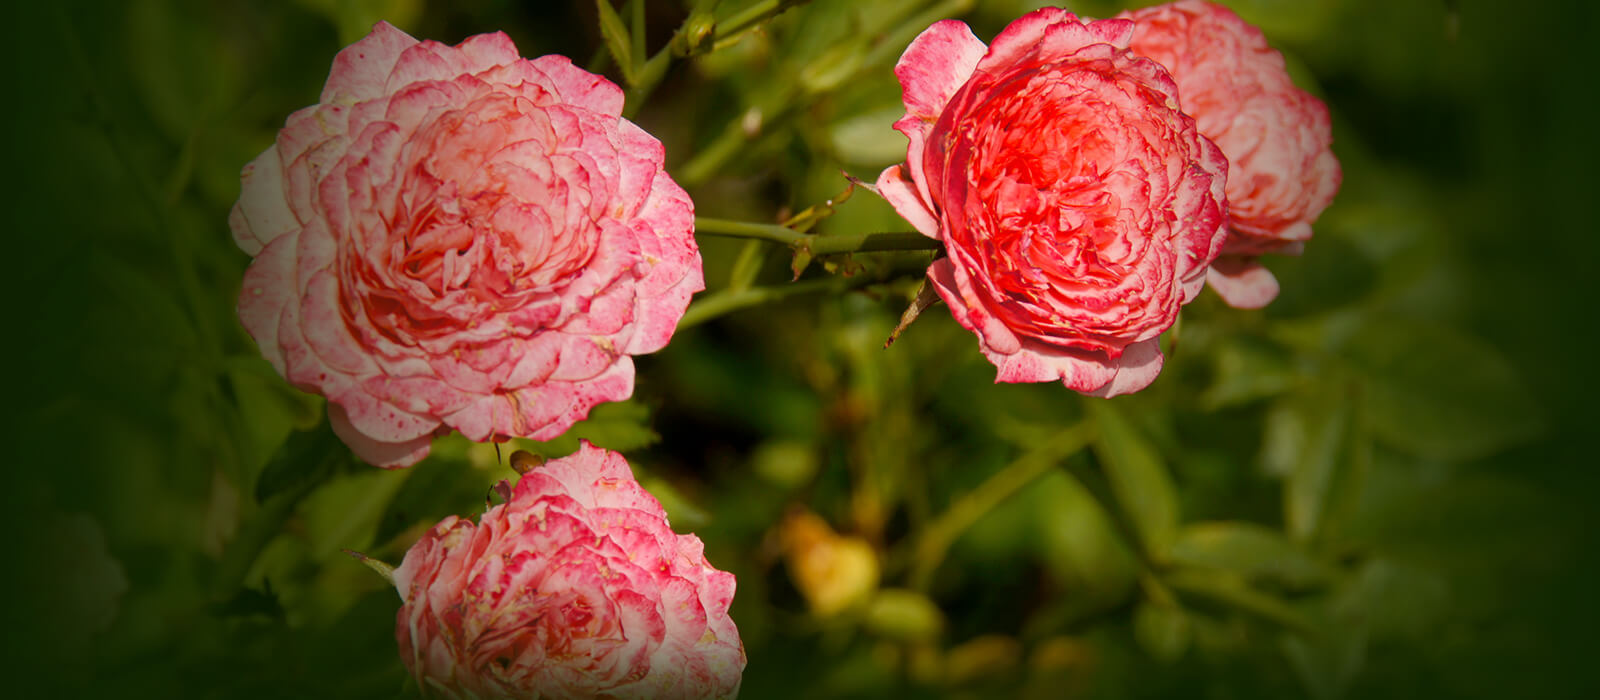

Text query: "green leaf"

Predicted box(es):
[828, 105, 910, 166]
[253, 417, 347, 503]
[595, 0, 636, 85]
[301, 468, 413, 561]
[1133, 600, 1191, 663]
[1089, 400, 1179, 561]
[1263, 233, 1380, 319]
[1171, 521, 1330, 590]
[1342, 316, 1543, 461]
[1163, 568, 1316, 636]
[1200, 334, 1298, 410]
[292, 0, 424, 45]
[1269, 378, 1370, 546]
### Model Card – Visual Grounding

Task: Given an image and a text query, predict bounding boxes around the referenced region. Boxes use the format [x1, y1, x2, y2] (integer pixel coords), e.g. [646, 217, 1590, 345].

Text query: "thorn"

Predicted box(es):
[885, 277, 941, 348]
[342, 549, 396, 583]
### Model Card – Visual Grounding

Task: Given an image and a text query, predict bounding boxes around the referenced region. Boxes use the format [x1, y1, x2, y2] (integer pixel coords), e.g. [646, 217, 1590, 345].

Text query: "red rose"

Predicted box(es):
[230, 23, 702, 467]
[877, 9, 1227, 396]
[1124, 0, 1341, 308]
[394, 443, 745, 699]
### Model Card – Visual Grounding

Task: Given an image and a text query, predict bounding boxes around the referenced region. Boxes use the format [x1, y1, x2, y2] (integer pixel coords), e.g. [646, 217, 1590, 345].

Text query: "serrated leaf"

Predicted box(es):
[1342, 316, 1543, 461]
[595, 0, 636, 85]
[1171, 521, 1330, 590]
[1090, 401, 1179, 561]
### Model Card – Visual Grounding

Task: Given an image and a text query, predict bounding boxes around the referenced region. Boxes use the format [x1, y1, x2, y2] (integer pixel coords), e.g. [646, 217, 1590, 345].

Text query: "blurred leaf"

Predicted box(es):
[1171, 521, 1330, 591]
[373, 454, 498, 547]
[1274, 377, 1369, 547]
[292, 0, 423, 45]
[1089, 400, 1179, 561]
[1201, 333, 1299, 410]
[1163, 568, 1315, 637]
[524, 400, 662, 456]
[1133, 600, 1191, 663]
[595, 0, 636, 85]
[829, 105, 908, 166]
[1342, 316, 1543, 461]
[637, 474, 711, 531]
[1032, 471, 1139, 603]
[1263, 234, 1380, 319]
[301, 467, 412, 561]
[864, 588, 944, 643]
[253, 417, 346, 503]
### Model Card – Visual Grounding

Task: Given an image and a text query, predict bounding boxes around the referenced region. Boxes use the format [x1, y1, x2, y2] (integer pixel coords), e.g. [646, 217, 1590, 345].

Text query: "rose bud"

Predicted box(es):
[1123, 0, 1341, 308]
[393, 442, 745, 699]
[231, 23, 703, 467]
[876, 9, 1227, 397]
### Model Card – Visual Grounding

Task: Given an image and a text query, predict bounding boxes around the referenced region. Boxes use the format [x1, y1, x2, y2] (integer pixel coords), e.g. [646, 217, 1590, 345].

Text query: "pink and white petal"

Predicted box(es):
[529, 54, 625, 116]
[1207, 256, 1281, 309]
[523, 358, 635, 440]
[548, 333, 619, 383]
[299, 270, 380, 375]
[501, 332, 565, 388]
[611, 119, 668, 218]
[1084, 337, 1165, 398]
[894, 20, 987, 122]
[321, 22, 419, 105]
[453, 30, 520, 74]
[231, 146, 299, 254]
[237, 233, 299, 375]
[928, 255, 1022, 355]
[624, 262, 701, 356]
[331, 385, 441, 444]
[329, 401, 435, 468]
[385, 42, 461, 94]
[979, 7, 1071, 73]
[988, 339, 1116, 391]
[874, 165, 941, 238]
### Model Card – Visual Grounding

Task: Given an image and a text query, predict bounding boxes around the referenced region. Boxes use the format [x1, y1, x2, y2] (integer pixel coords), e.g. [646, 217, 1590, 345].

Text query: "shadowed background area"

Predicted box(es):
[2, 0, 1595, 698]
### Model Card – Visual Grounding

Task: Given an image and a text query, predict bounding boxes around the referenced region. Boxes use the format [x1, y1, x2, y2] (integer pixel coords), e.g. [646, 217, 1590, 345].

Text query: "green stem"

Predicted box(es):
[621, 0, 724, 118]
[903, 422, 1097, 591]
[694, 216, 804, 244]
[695, 216, 940, 255]
[678, 270, 900, 330]
[802, 231, 937, 256]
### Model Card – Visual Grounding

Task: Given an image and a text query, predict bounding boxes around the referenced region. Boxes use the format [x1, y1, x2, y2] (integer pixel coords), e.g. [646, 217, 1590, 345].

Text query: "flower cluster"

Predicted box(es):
[877, 3, 1338, 393]
[233, 3, 1338, 695]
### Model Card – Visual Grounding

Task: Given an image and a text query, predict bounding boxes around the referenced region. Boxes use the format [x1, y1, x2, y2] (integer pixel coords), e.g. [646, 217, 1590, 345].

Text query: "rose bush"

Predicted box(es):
[876, 9, 1227, 397]
[230, 23, 701, 467]
[393, 442, 745, 699]
[1124, 0, 1341, 308]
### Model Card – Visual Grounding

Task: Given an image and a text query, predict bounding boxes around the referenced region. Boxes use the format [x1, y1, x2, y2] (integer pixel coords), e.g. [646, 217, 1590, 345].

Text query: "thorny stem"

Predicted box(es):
[676, 258, 925, 330]
[695, 216, 940, 255]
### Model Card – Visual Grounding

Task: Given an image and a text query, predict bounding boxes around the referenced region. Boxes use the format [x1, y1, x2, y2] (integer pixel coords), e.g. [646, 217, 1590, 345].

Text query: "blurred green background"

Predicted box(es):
[3, 0, 1596, 697]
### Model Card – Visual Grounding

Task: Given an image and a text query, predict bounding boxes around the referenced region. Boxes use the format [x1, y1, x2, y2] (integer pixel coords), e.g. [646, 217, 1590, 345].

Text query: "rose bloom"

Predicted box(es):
[876, 9, 1227, 396]
[1123, 0, 1341, 308]
[230, 23, 701, 468]
[393, 442, 745, 699]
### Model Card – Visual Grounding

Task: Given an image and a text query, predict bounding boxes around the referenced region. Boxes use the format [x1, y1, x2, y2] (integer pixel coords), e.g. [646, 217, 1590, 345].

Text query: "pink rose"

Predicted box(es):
[1123, 0, 1341, 308]
[393, 442, 745, 699]
[876, 9, 1227, 397]
[230, 23, 702, 468]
